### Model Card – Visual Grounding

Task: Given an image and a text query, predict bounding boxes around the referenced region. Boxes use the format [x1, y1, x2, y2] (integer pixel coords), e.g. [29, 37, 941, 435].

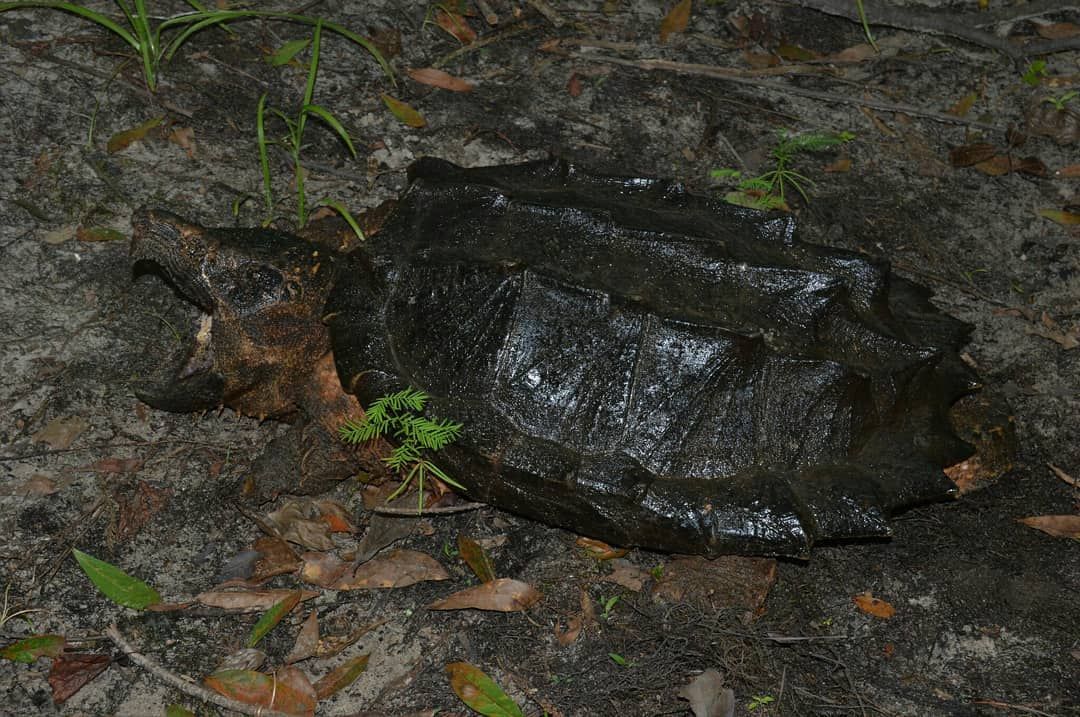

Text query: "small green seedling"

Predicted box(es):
[608, 652, 635, 667]
[340, 387, 464, 513]
[649, 563, 665, 581]
[599, 595, 619, 621]
[0, 1, 392, 92]
[257, 21, 363, 235]
[1042, 90, 1078, 112]
[711, 129, 854, 211]
[748, 694, 776, 710]
[1022, 60, 1048, 87]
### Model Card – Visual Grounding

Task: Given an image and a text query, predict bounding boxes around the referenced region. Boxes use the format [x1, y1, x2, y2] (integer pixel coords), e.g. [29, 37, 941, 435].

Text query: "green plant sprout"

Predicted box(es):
[1022, 60, 1048, 87]
[0, 1, 392, 92]
[340, 387, 464, 513]
[608, 652, 635, 667]
[1042, 90, 1078, 112]
[599, 595, 619, 621]
[748, 694, 776, 710]
[256, 20, 363, 234]
[711, 129, 854, 211]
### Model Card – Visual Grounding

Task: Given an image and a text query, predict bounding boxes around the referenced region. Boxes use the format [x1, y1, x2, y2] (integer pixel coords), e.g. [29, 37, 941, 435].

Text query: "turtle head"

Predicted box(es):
[131, 207, 340, 419]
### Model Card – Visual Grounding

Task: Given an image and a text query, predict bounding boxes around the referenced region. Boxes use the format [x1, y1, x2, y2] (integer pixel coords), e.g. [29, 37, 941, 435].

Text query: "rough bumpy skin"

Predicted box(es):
[133, 158, 978, 557]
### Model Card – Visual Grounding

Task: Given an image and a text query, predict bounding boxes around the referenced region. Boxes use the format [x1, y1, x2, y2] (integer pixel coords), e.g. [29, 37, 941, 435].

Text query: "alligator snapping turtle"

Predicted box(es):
[130, 157, 978, 557]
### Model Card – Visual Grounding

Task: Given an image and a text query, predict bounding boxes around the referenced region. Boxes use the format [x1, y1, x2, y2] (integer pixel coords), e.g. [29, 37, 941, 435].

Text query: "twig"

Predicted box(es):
[0, 439, 235, 463]
[793, 0, 1080, 60]
[105, 624, 294, 717]
[370, 501, 485, 516]
[567, 52, 1009, 134]
[434, 22, 535, 68]
[475, 0, 498, 26]
[971, 699, 1060, 717]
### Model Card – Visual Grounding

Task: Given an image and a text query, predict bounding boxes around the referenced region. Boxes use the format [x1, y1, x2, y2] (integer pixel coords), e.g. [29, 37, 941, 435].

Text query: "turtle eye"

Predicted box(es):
[225, 265, 285, 312]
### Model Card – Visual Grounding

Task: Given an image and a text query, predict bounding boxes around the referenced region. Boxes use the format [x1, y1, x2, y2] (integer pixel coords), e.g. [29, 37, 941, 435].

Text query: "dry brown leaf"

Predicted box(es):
[457, 535, 497, 583]
[853, 591, 895, 619]
[576, 536, 628, 560]
[600, 562, 649, 592]
[407, 67, 474, 92]
[32, 416, 88, 450]
[196, 588, 317, 612]
[313, 654, 369, 700]
[430, 577, 541, 612]
[381, 94, 427, 129]
[1048, 463, 1079, 488]
[435, 8, 477, 44]
[973, 155, 1014, 176]
[354, 514, 416, 562]
[6, 474, 59, 496]
[555, 615, 582, 646]
[948, 143, 997, 167]
[947, 92, 978, 118]
[111, 480, 171, 544]
[659, 0, 692, 43]
[316, 620, 384, 659]
[823, 158, 851, 173]
[300, 552, 349, 587]
[267, 502, 336, 551]
[48, 653, 110, 703]
[678, 668, 735, 717]
[334, 549, 449, 590]
[567, 72, 582, 97]
[830, 43, 877, 62]
[85, 457, 143, 473]
[215, 648, 266, 673]
[168, 126, 196, 158]
[1056, 163, 1080, 178]
[205, 669, 315, 717]
[251, 536, 301, 583]
[1036, 22, 1080, 40]
[316, 500, 356, 533]
[286, 610, 320, 664]
[1017, 515, 1080, 539]
[107, 116, 163, 153]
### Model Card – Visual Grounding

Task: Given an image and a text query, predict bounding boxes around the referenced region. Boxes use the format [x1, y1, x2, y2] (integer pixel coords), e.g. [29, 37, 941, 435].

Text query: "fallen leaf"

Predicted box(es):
[1017, 515, 1080, 539]
[333, 549, 449, 590]
[973, 155, 1014, 176]
[76, 226, 127, 242]
[823, 158, 851, 173]
[1036, 22, 1080, 40]
[313, 654, 370, 699]
[266, 502, 335, 551]
[111, 480, 171, 544]
[659, 0, 692, 43]
[430, 578, 541, 612]
[407, 67, 474, 92]
[32, 416, 89, 450]
[853, 591, 895, 619]
[381, 94, 427, 128]
[457, 535, 497, 583]
[1048, 463, 1079, 488]
[354, 514, 416, 562]
[196, 588, 317, 612]
[314, 620, 383, 659]
[0, 634, 66, 663]
[72, 549, 160, 609]
[7, 474, 58, 496]
[1037, 208, 1080, 226]
[168, 126, 196, 158]
[204, 669, 315, 717]
[1056, 163, 1080, 178]
[251, 536, 301, 582]
[678, 669, 735, 717]
[948, 92, 978, 117]
[286, 611, 319, 664]
[435, 8, 477, 44]
[776, 43, 819, 61]
[316, 500, 356, 533]
[554, 616, 582, 646]
[40, 225, 76, 245]
[830, 43, 877, 62]
[742, 50, 779, 69]
[84, 457, 143, 473]
[567, 72, 582, 97]
[215, 648, 265, 673]
[576, 537, 627, 560]
[446, 662, 523, 717]
[600, 562, 649, 592]
[948, 143, 998, 167]
[48, 652, 110, 703]
[300, 552, 349, 587]
[107, 116, 164, 153]
[247, 590, 303, 648]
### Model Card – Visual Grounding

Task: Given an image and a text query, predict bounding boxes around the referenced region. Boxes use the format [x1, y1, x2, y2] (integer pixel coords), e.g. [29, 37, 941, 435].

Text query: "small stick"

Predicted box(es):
[370, 501, 485, 516]
[475, 0, 498, 26]
[568, 52, 1009, 134]
[105, 624, 294, 717]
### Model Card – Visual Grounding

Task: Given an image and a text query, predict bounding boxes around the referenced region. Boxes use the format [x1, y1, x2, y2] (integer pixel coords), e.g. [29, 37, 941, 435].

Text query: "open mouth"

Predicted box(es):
[130, 208, 225, 412]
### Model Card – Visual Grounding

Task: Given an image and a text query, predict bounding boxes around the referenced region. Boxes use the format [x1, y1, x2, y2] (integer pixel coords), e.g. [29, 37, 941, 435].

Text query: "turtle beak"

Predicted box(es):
[131, 207, 216, 312]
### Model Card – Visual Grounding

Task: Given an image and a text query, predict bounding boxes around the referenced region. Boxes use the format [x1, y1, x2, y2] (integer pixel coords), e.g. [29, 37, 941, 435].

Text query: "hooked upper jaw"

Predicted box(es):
[131, 206, 218, 313]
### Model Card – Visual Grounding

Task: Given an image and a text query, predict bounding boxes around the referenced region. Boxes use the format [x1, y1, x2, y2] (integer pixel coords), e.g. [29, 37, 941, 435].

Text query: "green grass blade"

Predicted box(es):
[302, 104, 356, 157]
[318, 198, 365, 241]
[255, 93, 273, 215]
[0, 2, 139, 49]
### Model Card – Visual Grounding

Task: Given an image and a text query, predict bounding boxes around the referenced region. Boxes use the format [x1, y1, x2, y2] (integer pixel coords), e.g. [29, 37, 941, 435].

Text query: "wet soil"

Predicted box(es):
[1, 1, 1078, 716]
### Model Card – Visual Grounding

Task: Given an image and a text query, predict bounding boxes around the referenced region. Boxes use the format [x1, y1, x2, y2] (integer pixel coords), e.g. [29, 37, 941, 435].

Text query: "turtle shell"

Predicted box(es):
[327, 158, 976, 557]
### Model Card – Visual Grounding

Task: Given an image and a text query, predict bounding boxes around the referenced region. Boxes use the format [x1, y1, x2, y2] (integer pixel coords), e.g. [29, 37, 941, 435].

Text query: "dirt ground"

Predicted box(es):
[1, 1, 1078, 715]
